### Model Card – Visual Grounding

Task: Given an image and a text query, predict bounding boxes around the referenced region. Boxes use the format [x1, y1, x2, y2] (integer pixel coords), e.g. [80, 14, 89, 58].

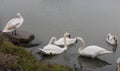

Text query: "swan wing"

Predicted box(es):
[10, 18, 22, 28]
[15, 18, 24, 28]
[54, 38, 65, 45]
[84, 45, 108, 53]
[39, 44, 63, 54]
[6, 18, 20, 26]
[43, 44, 63, 51]
[5, 18, 18, 25]
[54, 38, 72, 45]
[80, 45, 112, 57]
[2, 18, 16, 32]
[67, 38, 76, 44]
[106, 38, 115, 45]
[39, 48, 63, 54]
[2, 18, 22, 32]
[106, 35, 117, 45]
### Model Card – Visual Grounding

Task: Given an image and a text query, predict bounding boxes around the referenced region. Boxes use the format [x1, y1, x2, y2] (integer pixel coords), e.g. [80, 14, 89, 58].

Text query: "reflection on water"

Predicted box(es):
[35, 44, 81, 68]
[112, 46, 117, 52]
[1, 0, 120, 71]
[106, 43, 118, 52]
[78, 56, 111, 71]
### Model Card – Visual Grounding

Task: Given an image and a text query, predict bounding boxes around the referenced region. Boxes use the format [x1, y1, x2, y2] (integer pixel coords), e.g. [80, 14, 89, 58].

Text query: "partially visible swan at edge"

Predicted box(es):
[106, 33, 117, 46]
[76, 37, 113, 58]
[54, 33, 77, 46]
[117, 57, 120, 71]
[39, 33, 68, 55]
[2, 13, 24, 35]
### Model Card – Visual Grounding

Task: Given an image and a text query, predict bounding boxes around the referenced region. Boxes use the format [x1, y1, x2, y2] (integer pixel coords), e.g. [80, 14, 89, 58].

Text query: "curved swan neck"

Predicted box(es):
[49, 37, 57, 44]
[62, 33, 68, 51]
[76, 37, 85, 49]
[17, 13, 23, 19]
[64, 35, 67, 48]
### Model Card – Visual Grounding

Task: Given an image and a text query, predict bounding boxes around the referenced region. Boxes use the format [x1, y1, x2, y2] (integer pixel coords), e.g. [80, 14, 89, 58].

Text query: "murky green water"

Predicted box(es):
[0, 0, 120, 71]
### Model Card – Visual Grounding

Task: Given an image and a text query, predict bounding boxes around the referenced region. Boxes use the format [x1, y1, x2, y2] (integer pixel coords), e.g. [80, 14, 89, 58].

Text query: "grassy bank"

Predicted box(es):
[0, 39, 73, 71]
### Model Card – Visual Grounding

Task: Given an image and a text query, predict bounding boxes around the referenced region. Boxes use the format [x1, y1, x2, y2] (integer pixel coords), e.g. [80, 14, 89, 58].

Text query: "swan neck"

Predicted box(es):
[77, 37, 85, 49]
[64, 35, 67, 50]
[18, 14, 23, 19]
[49, 39, 53, 44]
[49, 37, 56, 44]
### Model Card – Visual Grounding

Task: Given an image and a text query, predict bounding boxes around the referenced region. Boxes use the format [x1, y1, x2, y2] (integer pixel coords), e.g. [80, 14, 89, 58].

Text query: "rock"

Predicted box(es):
[0, 30, 34, 44]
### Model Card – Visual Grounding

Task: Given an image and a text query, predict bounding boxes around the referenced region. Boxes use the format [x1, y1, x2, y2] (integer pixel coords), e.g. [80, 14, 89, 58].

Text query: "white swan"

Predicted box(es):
[2, 13, 24, 35]
[76, 37, 113, 58]
[39, 33, 68, 55]
[106, 33, 117, 46]
[117, 57, 120, 71]
[54, 33, 77, 46]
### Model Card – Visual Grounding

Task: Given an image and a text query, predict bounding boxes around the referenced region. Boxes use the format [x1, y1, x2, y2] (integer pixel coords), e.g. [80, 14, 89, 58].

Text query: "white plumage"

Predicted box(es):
[39, 33, 68, 55]
[106, 33, 117, 46]
[54, 33, 77, 46]
[76, 37, 112, 58]
[54, 37, 76, 46]
[2, 13, 24, 33]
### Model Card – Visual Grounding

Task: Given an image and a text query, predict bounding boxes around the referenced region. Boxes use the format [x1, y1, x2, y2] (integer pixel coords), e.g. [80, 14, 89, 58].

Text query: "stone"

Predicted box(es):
[0, 30, 34, 44]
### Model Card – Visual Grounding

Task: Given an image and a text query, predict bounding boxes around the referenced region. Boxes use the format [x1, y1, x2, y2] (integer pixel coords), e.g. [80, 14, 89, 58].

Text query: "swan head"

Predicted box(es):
[113, 36, 117, 44]
[107, 33, 117, 45]
[16, 13, 21, 18]
[64, 32, 71, 38]
[49, 37, 57, 44]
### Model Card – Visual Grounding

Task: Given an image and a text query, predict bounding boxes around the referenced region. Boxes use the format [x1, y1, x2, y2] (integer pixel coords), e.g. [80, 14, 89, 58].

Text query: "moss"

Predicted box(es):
[0, 40, 73, 71]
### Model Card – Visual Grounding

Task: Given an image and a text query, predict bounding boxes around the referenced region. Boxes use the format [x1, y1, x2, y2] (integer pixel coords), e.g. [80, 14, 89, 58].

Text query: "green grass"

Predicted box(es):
[0, 40, 73, 71]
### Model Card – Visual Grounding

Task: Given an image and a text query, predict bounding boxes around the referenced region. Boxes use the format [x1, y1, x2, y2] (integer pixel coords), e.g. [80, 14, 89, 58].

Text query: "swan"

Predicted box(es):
[76, 37, 113, 58]
[39, 33, 68, 55]
[2, 13, 24, 35]
[54, 33, 77, 46]
[106, 33, 117, 46]
[117, 57, 120, 71]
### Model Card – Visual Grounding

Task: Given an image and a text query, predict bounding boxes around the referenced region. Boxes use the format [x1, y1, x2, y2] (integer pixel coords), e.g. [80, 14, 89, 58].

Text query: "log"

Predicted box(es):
[0, 30, 35, 44]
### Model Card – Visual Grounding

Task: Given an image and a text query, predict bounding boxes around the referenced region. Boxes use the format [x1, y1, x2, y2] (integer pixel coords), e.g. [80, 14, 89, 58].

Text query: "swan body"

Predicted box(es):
[39, 33, 68, 55]
[117, 57, 120, 71]
[39, 44, 66, 55]
[54, 37, 77, 46]
[2, 13, 24, 33]
[106, 33, 117, 45]
[54, 33, 77, 46]
[77, 37, 112, 58]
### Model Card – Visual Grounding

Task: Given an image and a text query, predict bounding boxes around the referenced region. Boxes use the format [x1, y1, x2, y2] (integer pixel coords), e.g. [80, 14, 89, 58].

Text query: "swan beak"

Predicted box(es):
[68, 35, 71, 38]
[75, 39, 78, 43]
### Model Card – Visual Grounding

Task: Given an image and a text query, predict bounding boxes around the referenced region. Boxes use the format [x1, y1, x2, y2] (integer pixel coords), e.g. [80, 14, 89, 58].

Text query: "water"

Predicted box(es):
[0, 0, 120, 71]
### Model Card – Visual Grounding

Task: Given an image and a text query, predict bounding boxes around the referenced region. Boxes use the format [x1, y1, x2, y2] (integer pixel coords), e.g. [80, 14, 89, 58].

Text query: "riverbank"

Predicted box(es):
[0, 38, 73, 71]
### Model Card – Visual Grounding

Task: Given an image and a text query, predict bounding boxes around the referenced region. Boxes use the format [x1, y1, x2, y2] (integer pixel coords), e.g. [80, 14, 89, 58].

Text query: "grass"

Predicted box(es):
[0, 39, 73, 71]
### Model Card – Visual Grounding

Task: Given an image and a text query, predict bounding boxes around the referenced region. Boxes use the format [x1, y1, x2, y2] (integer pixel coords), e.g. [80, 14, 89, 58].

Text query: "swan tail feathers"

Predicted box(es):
[39, 48, 46, 53]
[100, 51, 113, 54]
